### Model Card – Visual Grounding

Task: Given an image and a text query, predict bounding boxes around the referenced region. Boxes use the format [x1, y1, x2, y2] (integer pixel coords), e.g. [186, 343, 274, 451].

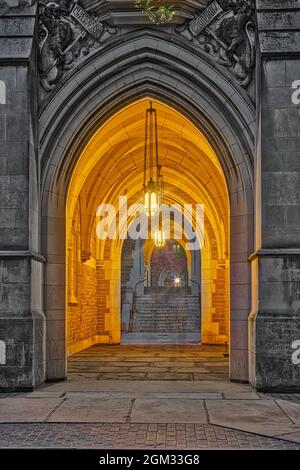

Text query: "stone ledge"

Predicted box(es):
[0, 251, 46, 262]
[249, 248, 300, 260]
[259, 31, 300, 55]
[0, 37, 34, 60]
[0, 17, 35, 35]
[0, 4, 36, 59]
[257, 0, 300, 10]
[0, 1, 36, 17]
[257, 11, 300, 30]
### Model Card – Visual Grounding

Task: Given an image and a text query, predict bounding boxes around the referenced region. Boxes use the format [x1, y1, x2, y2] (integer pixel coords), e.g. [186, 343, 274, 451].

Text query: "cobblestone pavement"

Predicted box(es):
[0, 423, 299, 449]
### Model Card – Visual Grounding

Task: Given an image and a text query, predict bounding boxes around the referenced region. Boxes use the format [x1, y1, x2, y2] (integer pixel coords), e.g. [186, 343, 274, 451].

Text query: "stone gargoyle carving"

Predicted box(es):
[39, 0, 116, 92]
[177, 0, 255, 88]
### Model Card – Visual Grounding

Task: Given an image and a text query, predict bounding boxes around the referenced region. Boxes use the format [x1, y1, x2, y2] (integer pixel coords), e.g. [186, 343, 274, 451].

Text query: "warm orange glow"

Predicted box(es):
[154, 229, 166, 247]
[66, 98, 230, 353]
[144, 185, 159, 217]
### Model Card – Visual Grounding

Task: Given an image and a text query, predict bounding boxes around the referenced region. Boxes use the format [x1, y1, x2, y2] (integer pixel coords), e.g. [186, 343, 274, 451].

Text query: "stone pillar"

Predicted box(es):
[0, 4, 44, 390]
[249, 1, 300, 391]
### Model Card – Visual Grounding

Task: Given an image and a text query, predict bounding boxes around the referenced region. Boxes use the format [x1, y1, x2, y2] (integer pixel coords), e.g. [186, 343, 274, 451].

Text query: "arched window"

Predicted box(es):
[0, 340, 6, 365]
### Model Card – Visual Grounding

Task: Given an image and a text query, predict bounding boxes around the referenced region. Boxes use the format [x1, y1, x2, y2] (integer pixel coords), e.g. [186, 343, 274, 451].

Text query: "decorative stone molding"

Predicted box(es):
[38, 0, 117, 92]
[176, 0, 255, 88]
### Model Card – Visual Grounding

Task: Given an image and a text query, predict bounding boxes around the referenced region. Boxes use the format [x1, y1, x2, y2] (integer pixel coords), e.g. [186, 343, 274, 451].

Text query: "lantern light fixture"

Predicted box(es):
[142, 101, 166, 247]
[154, 229, 166, 248]
[143, 101, 162, 217]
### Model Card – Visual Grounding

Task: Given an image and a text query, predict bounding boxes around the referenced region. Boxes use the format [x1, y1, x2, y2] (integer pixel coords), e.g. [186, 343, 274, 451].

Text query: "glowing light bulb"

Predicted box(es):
[154, 229, 165, 247]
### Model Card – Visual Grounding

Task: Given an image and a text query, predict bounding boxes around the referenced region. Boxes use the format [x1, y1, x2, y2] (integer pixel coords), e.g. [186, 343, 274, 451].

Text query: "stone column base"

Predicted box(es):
[249, 311, 300, 392]
[0, 311, 46, 391]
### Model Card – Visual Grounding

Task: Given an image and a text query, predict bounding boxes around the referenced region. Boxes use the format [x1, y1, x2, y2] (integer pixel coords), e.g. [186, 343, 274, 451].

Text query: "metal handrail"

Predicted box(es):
[129, 278, 147, 331]
[189, 277, 201, 315]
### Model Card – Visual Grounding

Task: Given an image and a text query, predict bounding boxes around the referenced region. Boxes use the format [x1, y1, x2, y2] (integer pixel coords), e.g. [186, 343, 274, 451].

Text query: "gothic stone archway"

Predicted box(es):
[1, 1, 300, 393]
[40, 31, 254, 384]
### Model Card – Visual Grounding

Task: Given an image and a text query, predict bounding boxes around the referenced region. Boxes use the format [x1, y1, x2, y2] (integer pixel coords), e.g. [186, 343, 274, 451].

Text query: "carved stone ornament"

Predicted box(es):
[39, 0, 117, 92]
[176, 0, 255, 88]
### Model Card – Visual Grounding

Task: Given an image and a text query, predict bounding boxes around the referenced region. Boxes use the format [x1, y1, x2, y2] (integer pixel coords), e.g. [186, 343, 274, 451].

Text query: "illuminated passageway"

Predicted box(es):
[3, 0, 298, 395]
[66, 99, 230, 359]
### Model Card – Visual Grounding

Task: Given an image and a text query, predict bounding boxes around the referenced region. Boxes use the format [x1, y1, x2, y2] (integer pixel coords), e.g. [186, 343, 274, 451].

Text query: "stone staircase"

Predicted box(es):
[130, 287, 200, 333]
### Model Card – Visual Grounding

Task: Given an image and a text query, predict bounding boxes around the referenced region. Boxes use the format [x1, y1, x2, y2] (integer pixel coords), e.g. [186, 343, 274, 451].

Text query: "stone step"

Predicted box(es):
[136, 308, 199, 312]
[136, 304, 199, 308]
[134, 310, 199, 314]
[137, 302, 199, 304]
[137, 295, 197, 300]
[135, 315, 200, 319]
[136, 301, 199, 305]
[130, 290, 200, 333]
[131, 327, 200, 332]
[132, 318, 200, 322]
[130, 324, 199, 327]
[144, 287, 192, 295]
[136, 303, 199, 306]
[133, 321, 200, 324]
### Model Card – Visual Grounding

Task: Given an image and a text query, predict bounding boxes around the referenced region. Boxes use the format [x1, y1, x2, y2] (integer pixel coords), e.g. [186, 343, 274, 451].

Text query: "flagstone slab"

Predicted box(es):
[275, 399, 300, 425]
[0, 398, 63, 422]
[69, 366, 129, 373]
[147, 361, 198, 367]
[99, 373, 146, 380]
[206, 399, 300, 436]
[222, 392, 260, 400]
[131, 398, 208, 423]
[169, 367, 209, 373]
[193, 374, 228, 381]
[27, 391, 65, 398]
[146, 372, 194, 380]
[127, 367, 170, 373]
[48, 397, 132, 422]
[69, 373, 100, 380]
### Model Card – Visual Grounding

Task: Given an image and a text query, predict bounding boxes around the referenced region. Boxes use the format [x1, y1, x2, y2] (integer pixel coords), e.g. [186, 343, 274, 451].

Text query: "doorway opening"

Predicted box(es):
[65, 99, 229, 360]
[121, 239, 201, 344]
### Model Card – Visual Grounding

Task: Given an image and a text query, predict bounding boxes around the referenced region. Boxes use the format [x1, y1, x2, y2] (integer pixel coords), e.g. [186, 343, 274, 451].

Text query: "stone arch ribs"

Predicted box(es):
[40, 33, 255, 179]
[40, 33, 255, 383]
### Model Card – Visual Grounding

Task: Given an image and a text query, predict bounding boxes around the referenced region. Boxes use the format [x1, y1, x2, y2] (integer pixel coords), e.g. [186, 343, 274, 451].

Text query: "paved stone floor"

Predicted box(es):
[121, 332, 201, 344]
[1, 345, 300, 449]
[68, 344, 229, 381]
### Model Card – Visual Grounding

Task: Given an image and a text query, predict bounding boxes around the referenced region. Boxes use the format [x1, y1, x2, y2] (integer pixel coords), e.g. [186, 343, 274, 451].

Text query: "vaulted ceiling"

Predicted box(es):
[67, 98, 229, 259]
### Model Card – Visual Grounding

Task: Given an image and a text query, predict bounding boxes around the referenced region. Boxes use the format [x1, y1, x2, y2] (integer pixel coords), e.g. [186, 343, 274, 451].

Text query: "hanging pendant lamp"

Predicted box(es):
[143, 101, 160, 217]
[143, 101, 165, 247]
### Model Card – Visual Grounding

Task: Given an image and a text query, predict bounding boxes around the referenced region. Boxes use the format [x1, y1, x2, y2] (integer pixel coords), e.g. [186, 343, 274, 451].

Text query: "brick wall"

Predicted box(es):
[96, 262, 110, 333]
[212, 263, 228, 337]
[67, 262, 98, 347]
